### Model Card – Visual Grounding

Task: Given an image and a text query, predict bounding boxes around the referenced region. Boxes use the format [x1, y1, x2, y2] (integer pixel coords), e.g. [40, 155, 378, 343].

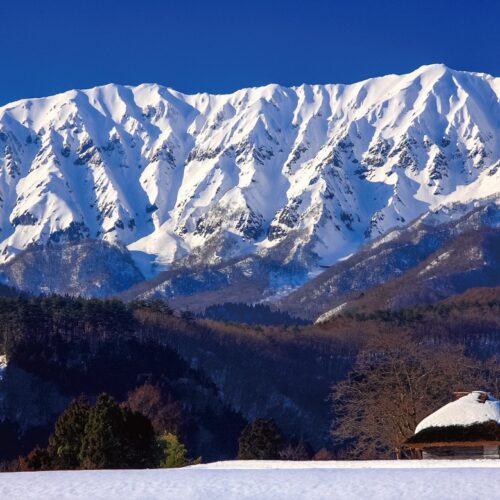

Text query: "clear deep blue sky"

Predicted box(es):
[1, 0, 499, 105]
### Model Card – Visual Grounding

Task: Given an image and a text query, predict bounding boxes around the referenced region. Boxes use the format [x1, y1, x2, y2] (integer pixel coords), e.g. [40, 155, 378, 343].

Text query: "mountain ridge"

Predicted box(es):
[0, 64, 498, 296]
[1, 63, 495, 108]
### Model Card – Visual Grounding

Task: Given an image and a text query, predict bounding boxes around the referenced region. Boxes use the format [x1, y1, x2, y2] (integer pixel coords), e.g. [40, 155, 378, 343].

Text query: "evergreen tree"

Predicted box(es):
[120, 407, 158, 468]
[47, 395, 91, 469]
[238, 419, 284, 460]
[79, 393, 157, 469]
[79, 394, 125, 469]
[157, 432, 190, 468]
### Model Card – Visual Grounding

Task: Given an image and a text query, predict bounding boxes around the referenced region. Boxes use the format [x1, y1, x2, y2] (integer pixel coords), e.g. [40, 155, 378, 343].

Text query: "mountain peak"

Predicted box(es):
[0, 67, 498, 282]
[415, 62, 450, 73]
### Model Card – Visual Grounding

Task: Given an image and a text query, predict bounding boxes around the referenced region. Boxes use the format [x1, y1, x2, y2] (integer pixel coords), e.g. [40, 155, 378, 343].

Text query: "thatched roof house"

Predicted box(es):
[405, 391, 500, 459]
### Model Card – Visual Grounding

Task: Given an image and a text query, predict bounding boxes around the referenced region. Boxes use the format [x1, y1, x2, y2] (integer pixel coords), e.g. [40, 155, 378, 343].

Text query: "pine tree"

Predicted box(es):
[79, 393, 157, 469]
[120, 406, 158, 468]
[238, 419, 285, 460]
[79, 394, 125, 469]
[47, 395, 91, 469]
[157, 433, 190, 468]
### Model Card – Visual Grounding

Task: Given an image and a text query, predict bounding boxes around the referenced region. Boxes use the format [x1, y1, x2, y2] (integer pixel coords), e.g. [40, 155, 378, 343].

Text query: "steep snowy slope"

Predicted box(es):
[0, 64, 498, 284]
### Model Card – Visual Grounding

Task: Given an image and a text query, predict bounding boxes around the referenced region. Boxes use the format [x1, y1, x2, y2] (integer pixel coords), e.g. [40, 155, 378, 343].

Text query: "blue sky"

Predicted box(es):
[1, 0, 499, 105]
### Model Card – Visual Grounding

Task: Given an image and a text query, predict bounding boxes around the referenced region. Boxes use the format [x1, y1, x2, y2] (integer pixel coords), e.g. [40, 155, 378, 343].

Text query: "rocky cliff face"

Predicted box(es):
[0, 64, 498, 296]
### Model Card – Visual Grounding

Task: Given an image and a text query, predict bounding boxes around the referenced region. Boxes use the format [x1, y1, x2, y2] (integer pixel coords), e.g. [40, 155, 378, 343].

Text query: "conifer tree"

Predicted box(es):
[47, 395, 90, 469]
[120, 407, 158, 468]
[238, 419, 285, 460]
[79, 394, 125, 469]
[157, 432, 189, 468]
[79, 393, 157, 469]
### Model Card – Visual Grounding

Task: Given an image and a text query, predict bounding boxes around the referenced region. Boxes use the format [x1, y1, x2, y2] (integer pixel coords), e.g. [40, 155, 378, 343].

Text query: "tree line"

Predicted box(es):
[19, 386, 194, 471]
[0, 289, 499, 464]
[12, 389, 330, 471]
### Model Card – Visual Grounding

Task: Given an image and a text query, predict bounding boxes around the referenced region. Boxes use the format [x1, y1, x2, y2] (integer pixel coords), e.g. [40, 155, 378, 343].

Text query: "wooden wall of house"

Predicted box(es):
[422, 446, 500, 459]
[483, 446, 500, 458]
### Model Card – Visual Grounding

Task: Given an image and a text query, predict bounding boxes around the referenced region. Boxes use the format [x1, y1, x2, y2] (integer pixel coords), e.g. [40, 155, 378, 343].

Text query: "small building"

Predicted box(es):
[405, 391, 500, 459]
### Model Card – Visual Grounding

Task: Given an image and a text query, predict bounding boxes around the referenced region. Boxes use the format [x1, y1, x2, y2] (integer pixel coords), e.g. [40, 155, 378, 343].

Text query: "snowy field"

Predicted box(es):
[2, 460, 500, 499]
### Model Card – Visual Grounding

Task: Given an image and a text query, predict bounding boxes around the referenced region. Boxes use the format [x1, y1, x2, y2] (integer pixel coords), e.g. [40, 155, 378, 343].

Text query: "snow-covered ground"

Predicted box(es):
[2, 460, 500, 500]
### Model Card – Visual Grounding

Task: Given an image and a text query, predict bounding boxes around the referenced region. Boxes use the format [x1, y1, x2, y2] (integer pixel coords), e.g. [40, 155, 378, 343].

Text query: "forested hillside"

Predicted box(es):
[0, 297, 246, 463]
[1, 288, 500, 464]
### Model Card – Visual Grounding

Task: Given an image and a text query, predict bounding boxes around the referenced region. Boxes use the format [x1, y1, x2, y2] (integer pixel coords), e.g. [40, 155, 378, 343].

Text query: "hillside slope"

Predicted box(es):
[280, 200, 500, 320]
[316, 229, 499, 319]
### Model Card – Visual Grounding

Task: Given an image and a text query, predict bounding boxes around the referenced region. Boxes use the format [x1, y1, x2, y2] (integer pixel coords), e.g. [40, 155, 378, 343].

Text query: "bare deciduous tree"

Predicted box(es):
[331, 332, 487, 459]
[126, 384, 183, 437]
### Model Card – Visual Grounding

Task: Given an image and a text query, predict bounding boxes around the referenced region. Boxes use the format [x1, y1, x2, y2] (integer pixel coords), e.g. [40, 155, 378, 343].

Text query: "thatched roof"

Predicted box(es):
[415, 391, 500, 432]
[405, 420, 500, 448]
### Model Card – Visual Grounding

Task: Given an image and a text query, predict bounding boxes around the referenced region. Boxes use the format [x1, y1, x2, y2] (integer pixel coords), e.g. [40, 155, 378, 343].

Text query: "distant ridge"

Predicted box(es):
[0, 65, 498, 297]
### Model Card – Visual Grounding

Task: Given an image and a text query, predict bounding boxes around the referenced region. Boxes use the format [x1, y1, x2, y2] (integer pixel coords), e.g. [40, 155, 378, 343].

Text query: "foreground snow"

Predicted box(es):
[2, 460, 500, 499]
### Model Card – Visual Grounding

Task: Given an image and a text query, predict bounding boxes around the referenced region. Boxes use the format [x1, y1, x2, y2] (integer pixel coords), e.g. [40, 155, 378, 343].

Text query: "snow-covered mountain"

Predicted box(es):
[278, 199, 500, 321]
[0, 64, 499, 284]
[1, 240, 144, 297]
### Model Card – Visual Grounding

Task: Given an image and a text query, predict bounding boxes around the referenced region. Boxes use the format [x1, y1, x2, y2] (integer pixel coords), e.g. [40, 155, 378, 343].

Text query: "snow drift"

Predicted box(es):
[2, 460, 500, 500]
